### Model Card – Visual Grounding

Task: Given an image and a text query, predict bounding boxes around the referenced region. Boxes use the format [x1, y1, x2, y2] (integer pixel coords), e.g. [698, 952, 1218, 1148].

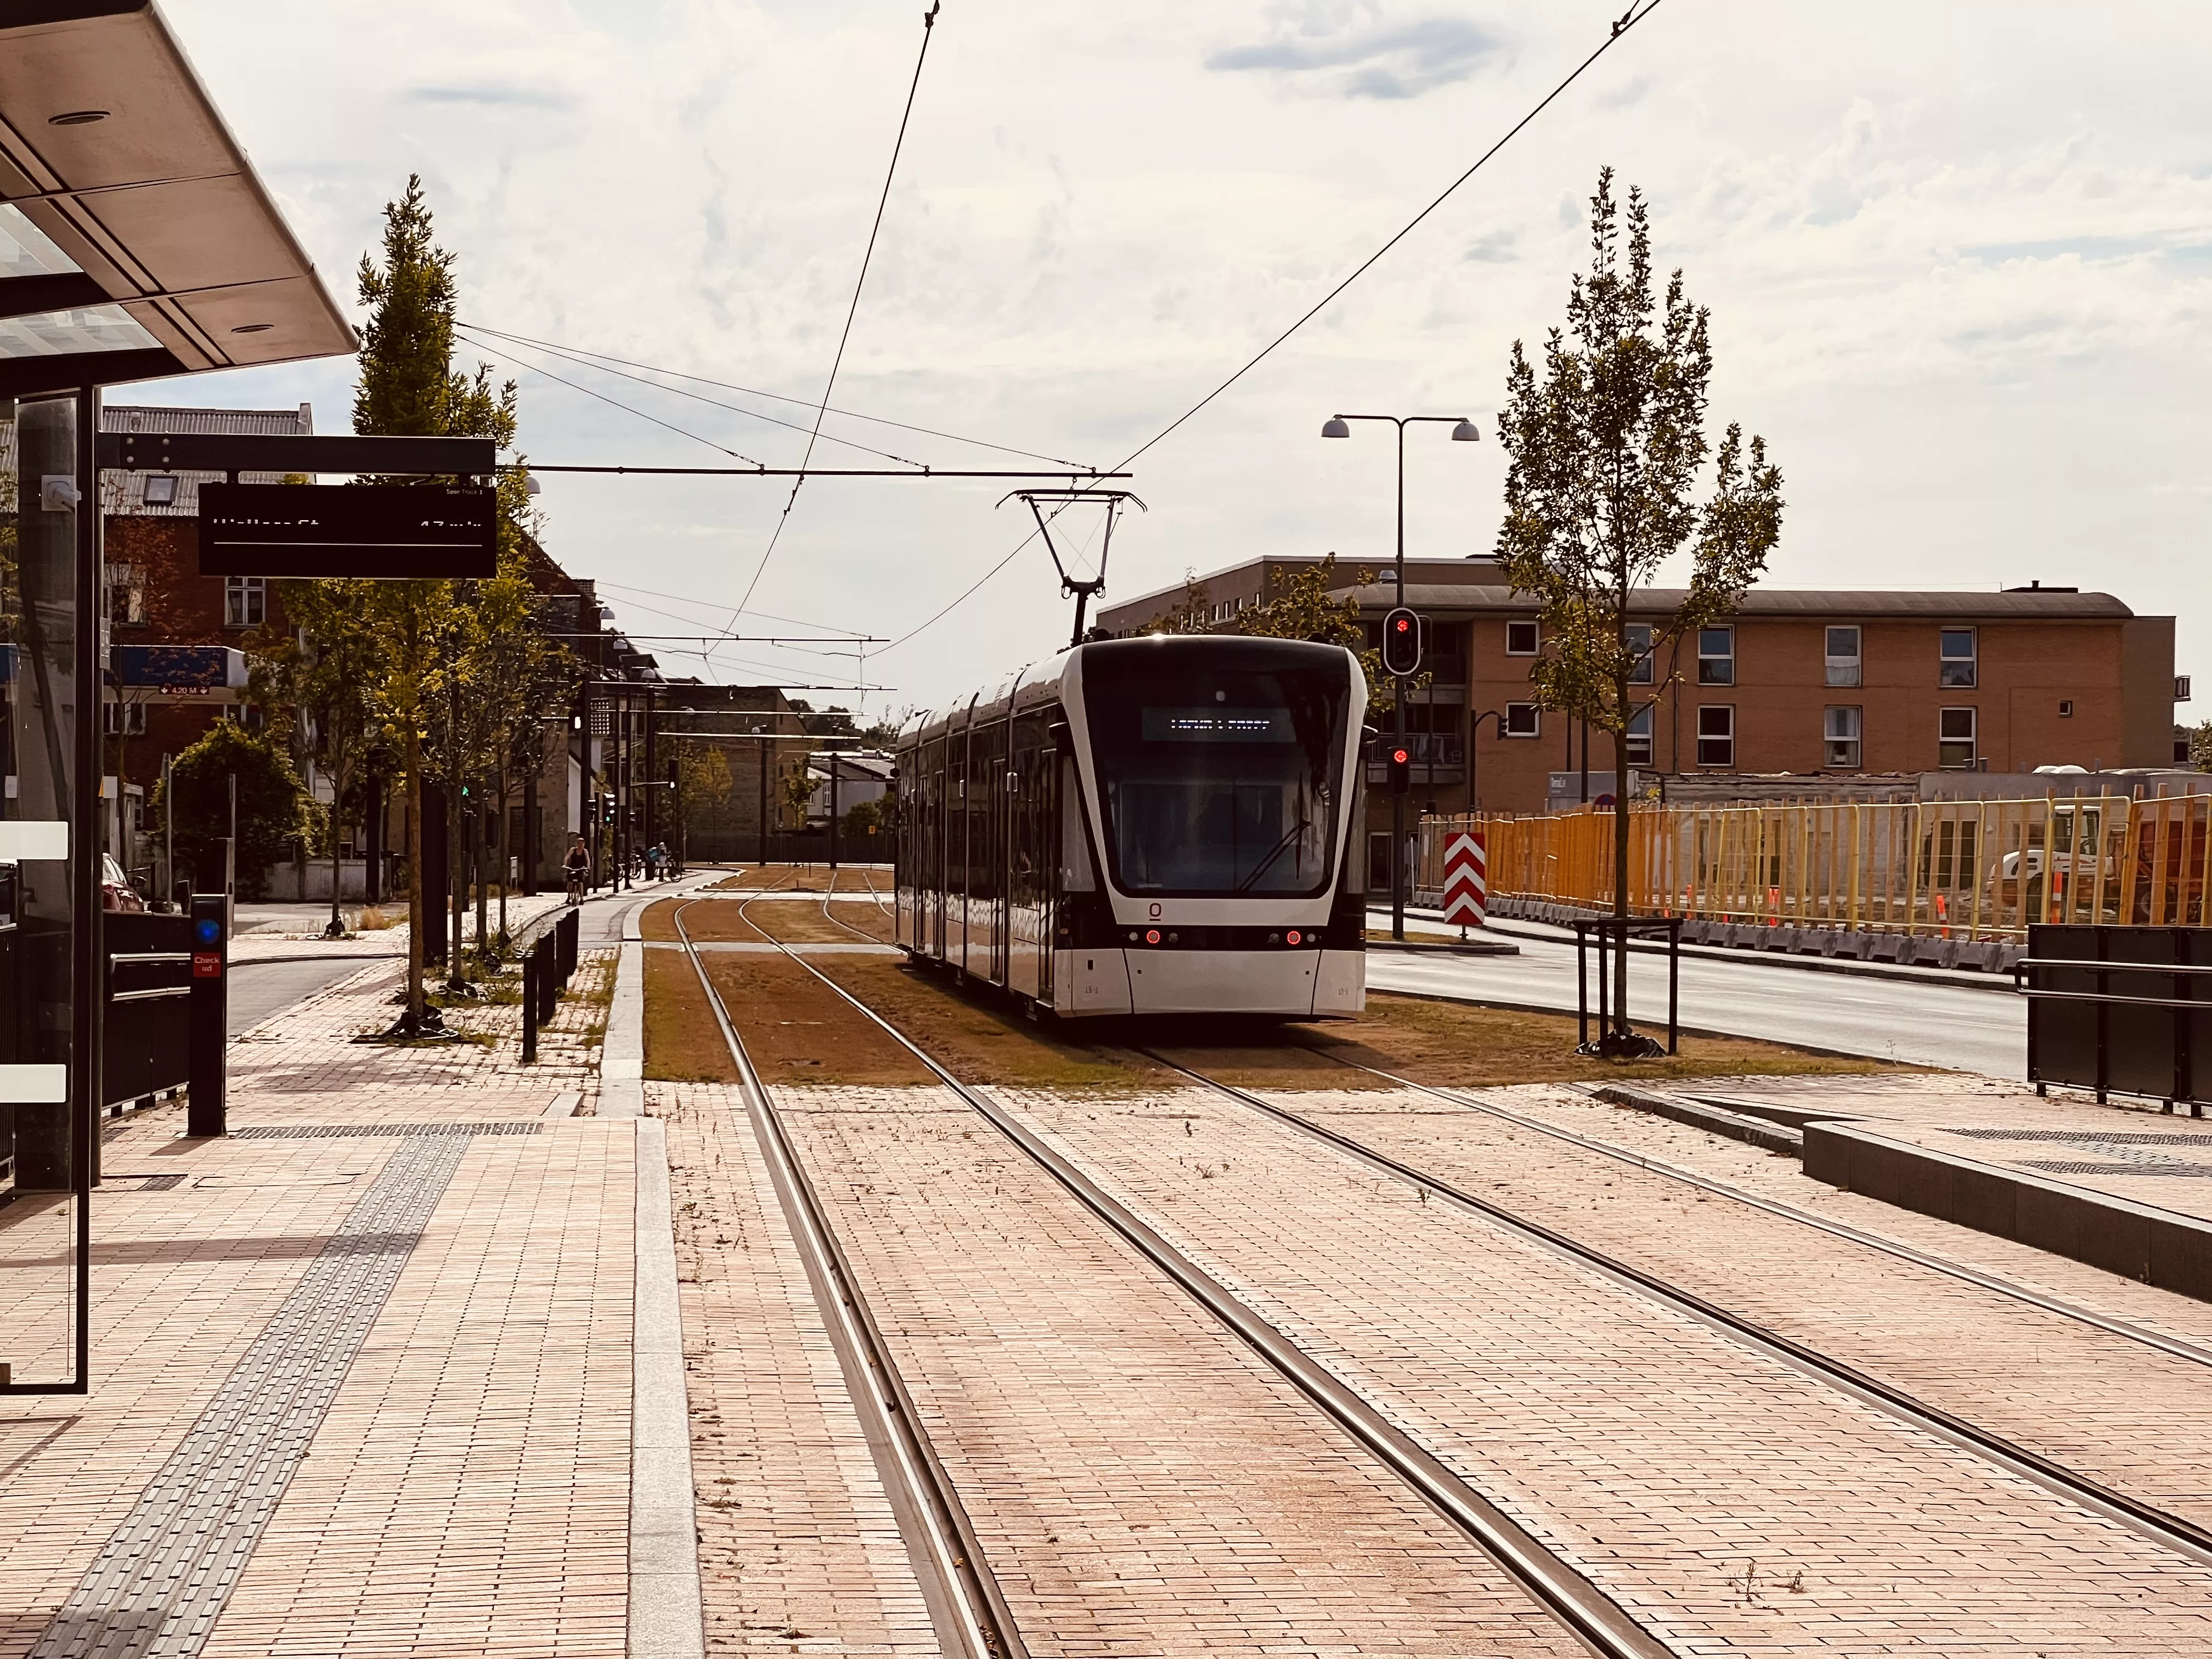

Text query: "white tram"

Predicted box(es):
[894, 635, 1369, 1018]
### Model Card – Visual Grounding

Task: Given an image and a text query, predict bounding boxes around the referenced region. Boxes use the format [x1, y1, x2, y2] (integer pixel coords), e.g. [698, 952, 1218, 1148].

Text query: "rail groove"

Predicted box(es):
[752, 929, 1675, 1659]
[1138, 1047, 2212, 1570]
[674, 895, 1026, 1659]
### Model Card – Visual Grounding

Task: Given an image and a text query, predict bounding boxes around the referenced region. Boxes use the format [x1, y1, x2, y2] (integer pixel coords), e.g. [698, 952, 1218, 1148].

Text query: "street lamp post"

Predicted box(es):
[1321, 413, 1480, 941]
[1466, 707, 1507, 818]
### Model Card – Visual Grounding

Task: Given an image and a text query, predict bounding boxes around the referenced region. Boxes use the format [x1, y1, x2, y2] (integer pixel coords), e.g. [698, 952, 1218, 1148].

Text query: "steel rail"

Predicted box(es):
[1310, 1051, 2212, 1374]
[744, 939, 1675, 1659]
[675, 893, 1027, 1659]
[1137, 1048, 2212, 1569]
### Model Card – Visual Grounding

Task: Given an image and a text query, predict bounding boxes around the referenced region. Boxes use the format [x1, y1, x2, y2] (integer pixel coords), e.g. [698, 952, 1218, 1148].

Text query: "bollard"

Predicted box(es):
[187, 893, 228, 1136]
[539, 935, 559, 1024]
[521, 949, 538, 1063]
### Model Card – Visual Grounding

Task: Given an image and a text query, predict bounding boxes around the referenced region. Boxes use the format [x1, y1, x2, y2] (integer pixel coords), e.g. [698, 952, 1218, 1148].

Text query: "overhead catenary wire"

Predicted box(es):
[731, 0, 944, 625]
[459, 319, 1097, 472]
[455, 323, 929, 469]
[462, 335, 768, 466]
[878, 0, 1671, 655]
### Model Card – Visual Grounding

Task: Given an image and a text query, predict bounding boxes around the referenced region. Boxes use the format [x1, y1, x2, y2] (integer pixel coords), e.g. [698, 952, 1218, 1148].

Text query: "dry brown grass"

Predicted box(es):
[642, 947, 738, 1082]
[640, 896, 893, 944]
[704, 864, 894, 894]
[1148, 992, 1897, 1091]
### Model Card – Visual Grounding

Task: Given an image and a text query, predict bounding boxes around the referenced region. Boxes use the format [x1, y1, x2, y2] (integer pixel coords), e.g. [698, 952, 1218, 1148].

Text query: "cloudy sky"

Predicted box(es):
[142, 0, 2212, 719]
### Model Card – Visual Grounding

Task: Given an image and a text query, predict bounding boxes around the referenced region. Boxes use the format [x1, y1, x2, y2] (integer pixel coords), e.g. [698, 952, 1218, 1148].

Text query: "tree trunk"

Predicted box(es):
[328, 761, 346, 939]
[447, 758, 466, 989]
[1613, 716, 1632, 1038]
[474, 780, 489, 957]
[495, 764, 510, 944]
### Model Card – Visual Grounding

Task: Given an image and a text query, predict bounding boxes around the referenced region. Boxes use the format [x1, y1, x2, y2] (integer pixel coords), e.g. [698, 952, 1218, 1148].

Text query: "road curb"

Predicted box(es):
[1589, 1083, 1806, 1156]
[630, 1114, 706, 1658]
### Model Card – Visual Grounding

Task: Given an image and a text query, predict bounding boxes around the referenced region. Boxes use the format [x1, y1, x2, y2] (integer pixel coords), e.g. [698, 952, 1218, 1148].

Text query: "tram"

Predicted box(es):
[894, 634, 1369, 1018]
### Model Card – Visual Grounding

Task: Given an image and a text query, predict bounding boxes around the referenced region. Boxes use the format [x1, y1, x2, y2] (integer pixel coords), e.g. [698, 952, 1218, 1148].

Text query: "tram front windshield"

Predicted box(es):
[1083, 648, 1351, 897]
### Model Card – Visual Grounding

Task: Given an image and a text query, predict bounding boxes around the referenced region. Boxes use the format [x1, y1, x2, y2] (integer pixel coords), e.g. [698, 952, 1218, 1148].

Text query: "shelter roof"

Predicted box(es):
[0, 1, 354, 398]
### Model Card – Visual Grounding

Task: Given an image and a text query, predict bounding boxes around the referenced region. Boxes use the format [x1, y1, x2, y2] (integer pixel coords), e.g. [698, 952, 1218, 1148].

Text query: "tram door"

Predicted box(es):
[1007, 713, 1053, 1000]
[974, 718, 1007, 983]
[922, 735, 945, 958]
[951, 720, 971, 972]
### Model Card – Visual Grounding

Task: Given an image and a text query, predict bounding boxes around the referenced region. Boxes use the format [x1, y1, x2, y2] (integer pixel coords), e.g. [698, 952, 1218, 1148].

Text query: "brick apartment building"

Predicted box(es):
[654, 682, 814, 861]
[1097, 557, 2183, 852]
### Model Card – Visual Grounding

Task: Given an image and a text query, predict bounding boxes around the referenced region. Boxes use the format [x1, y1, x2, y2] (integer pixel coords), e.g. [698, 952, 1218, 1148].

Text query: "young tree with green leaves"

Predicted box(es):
[1495, 168, 1784, 1054]
[150, 720, 315, 900]
[352, 174, 520, 1031]
[252, 582, 386, 936]
[1241, 553, 1419, 717]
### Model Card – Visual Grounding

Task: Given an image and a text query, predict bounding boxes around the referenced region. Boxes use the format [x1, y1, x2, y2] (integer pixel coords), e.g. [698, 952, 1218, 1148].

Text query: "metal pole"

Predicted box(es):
[1392, 417, 1407, 943]
[72, 384, 102, 1385]
[829, 753, 840, 874]
[758, 731, 770, 866]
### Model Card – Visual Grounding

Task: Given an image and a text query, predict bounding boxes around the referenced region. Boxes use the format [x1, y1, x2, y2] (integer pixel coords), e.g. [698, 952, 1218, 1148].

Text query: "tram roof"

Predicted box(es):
[0, 1, 356, 399]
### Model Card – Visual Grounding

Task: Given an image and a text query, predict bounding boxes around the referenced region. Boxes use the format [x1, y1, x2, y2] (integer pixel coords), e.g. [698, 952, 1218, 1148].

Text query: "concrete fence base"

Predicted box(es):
[1439, 891, 2028, 978]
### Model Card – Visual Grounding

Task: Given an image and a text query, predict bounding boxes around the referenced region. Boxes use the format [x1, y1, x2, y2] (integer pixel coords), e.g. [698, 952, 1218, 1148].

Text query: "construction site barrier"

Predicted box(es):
[1420, 792, 2212, 944]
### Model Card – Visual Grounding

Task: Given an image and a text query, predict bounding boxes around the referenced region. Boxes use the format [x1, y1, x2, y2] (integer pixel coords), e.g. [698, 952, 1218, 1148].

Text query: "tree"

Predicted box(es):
[671, 738, 733, 864]
[1142, 570, 1211, 635]
[352, 174, 521, 1031]
[150, 720, 315, 900]
[781, 768, 819, 830]
[1494, 168, 1784, 1054]
[1241, 553, 1415, 716]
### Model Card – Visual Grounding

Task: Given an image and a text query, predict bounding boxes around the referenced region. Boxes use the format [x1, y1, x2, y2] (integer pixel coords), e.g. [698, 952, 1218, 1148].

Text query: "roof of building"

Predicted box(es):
[98, 400, 313, 515]
[1359, 584, 2140, 620]
[0, 2, 353, 396]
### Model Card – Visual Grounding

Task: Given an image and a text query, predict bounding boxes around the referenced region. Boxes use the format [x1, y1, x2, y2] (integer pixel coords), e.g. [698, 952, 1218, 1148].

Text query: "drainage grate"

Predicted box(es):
[2022, 1159, 2212, 1178]
[30, 1131, 475, 1658]
[228, 1121, 541, 1139]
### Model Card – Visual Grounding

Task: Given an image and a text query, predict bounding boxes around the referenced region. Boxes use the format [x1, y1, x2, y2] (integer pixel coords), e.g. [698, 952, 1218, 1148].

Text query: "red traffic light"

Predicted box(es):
[1391, 747, 1410, 765]
[1381, 605, 1422, 675]
[1392, 616, 1411, 633]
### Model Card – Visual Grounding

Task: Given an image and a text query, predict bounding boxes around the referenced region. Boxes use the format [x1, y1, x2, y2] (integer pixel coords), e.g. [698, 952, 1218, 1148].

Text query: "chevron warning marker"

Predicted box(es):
[1441, 831, 1487, 927]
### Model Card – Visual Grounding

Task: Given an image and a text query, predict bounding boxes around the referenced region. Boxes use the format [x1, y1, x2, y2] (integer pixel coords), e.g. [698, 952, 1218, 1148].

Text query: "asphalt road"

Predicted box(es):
[1366, 922, 2024, 1075]
[226, 957, 371, 1038]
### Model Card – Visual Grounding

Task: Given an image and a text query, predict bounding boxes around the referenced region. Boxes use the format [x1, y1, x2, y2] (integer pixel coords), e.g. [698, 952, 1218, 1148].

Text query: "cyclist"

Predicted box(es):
[563, 834, 592, 903]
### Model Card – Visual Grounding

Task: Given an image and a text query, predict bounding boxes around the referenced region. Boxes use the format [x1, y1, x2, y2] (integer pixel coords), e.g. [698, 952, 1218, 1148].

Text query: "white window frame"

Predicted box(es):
[1503, 702, 1541, 738]
[225, 575, 266, 629]
[1505, 620, 1539, 656]
[1825, 625, 1861, 688]
[1823, 705, 1862, 770]
[1627, 623, 1654, 685]
[1939, 627, 1977, 689]
[142, 473, 179, 506]
[1625, 704, 1654, 766]
[103, 699, 147, 736]
[1697, 625, 1735, 686]
[1696, 704, 1735, 768]
[1939, 706, 1977, 769]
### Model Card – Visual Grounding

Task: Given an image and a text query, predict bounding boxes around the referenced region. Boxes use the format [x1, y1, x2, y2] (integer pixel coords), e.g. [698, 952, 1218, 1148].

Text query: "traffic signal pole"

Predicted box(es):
[1392, 419, 1407, 942]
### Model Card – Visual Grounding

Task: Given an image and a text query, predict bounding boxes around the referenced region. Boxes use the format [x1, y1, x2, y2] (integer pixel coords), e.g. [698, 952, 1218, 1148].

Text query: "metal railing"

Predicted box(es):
[1423, 791, 2212, 943]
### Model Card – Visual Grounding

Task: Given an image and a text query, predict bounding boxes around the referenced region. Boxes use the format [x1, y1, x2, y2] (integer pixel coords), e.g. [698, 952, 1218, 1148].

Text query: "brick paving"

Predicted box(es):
[1254, 1079, 2212, 1541]
[0, 949, 634, 1658]
[658, 1082, 938, 1655]
[757, 1082, 1593, 1657]
[990, 1082, 2212, 1651]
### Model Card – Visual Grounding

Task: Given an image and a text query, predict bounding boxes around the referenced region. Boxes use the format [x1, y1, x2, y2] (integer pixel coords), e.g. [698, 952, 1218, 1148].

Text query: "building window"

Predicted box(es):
[1939, 627, 1977, 688]
[1939, 706, 1977, 769]
[1503, 702, 1541, 738]
[1697, 625, 1734, 686]
[103, 700, 146, 736]
[1824, 706, 1862, 769]
[1627, 623, 1654, 685]
[106, 562, 145, 625]
[1696, 705, 1734, 767]
[225, 575, 266, 629]
[2059, 699, 2074, 718]
[1625, 704, 1653, 766]
[1505, 620, 1539, 656]
[1825, 625, 1861, 687]
[142, 473, 178, 506]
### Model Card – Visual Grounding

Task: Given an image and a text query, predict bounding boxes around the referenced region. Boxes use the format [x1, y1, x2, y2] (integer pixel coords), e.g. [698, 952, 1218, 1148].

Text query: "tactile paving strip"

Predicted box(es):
[1950, 1127, 2212, 1147]
[27, 1132, 476, 1658]
[2023, 1159, 2212, 1178]
[227, 1122, 541, 1139]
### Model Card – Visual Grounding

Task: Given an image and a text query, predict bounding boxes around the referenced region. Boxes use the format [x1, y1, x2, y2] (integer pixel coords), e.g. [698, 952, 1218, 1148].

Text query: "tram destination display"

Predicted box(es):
[198, 483, 497, 579]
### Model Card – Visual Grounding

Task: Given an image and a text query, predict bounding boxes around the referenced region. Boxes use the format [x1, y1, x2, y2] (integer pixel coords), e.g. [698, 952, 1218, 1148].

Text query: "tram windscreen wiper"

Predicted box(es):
[1234, 817, 1312, 893]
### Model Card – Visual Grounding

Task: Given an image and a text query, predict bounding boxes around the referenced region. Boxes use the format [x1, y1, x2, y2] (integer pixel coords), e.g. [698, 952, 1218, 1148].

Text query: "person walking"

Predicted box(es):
[563, 834, 592, 903]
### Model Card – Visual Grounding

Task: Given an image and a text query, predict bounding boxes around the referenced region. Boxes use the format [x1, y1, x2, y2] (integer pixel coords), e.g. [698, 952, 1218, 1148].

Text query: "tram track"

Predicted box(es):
[1135, 1043, 2212, 1568]
[673, 892, 1028, 1659]
[668, 885, 2212, 1645]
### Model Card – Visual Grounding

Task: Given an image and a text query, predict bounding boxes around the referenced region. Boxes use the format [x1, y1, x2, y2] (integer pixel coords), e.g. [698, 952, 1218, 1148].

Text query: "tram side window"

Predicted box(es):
[969, 720, 1006, 902]
[1060, 752, 1096, 891]
[1011, 713, 1051, 902]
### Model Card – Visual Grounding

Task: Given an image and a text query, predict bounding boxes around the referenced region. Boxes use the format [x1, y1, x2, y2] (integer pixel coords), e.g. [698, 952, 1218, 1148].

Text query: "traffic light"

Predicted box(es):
[1387, 742, 1412, 795]
[1381, 607, 1421, 676]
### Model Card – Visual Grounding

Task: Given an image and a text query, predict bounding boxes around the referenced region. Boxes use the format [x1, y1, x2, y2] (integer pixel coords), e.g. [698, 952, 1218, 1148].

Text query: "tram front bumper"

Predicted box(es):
[1110, 947, 1361, 1017]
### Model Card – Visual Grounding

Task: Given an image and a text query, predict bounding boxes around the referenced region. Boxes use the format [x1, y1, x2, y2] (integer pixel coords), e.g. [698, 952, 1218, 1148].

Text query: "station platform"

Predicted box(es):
[1684, 1073, 2212, 1302]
